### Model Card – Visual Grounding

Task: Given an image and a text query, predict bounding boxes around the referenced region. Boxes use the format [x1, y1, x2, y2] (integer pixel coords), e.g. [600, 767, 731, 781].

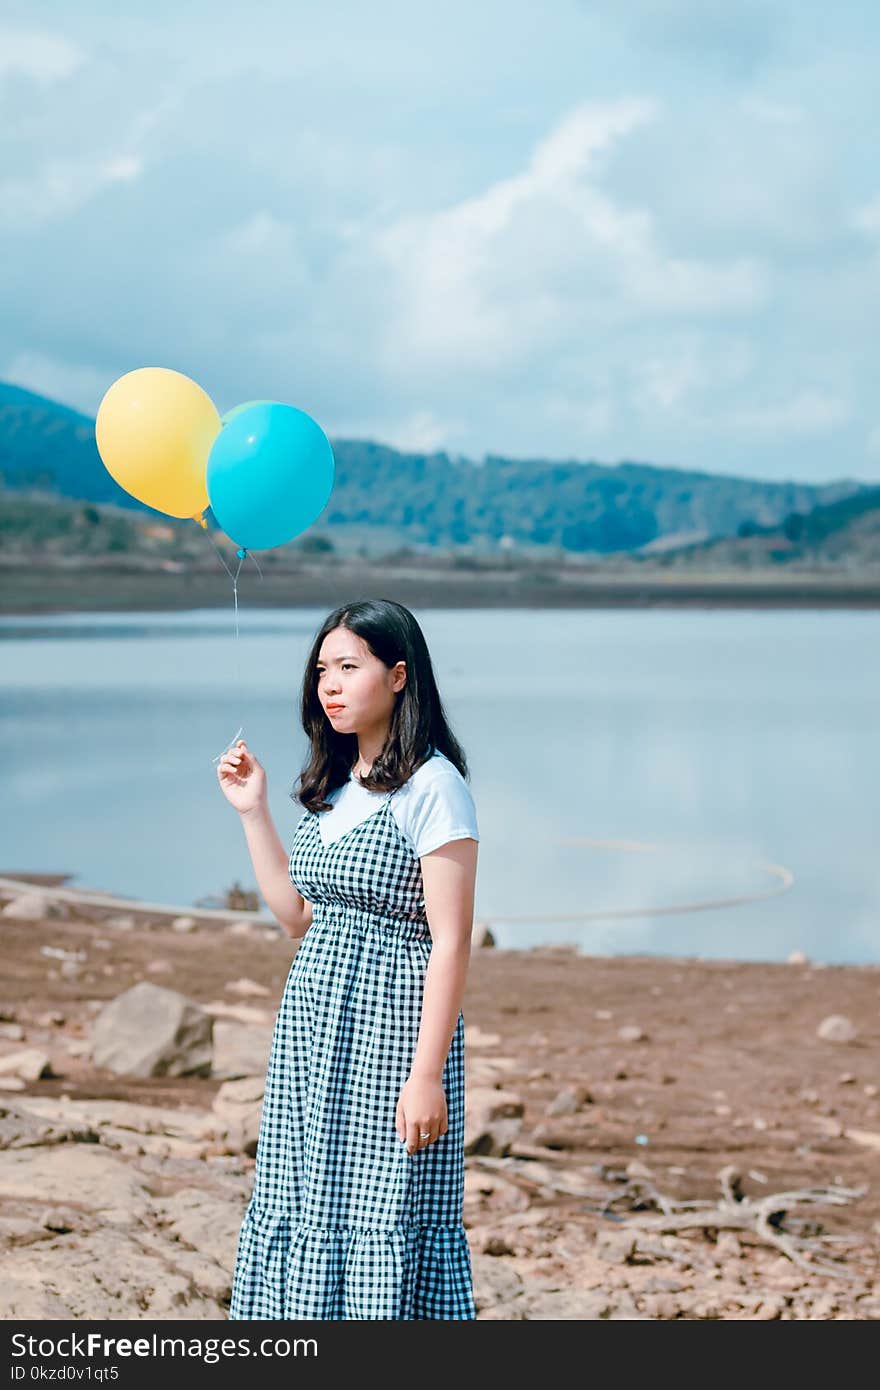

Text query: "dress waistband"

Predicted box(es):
[313, 901, 431, 942]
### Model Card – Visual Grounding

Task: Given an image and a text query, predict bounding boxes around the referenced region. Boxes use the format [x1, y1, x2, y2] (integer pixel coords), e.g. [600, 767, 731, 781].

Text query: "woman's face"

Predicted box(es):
[315, 628, 405, 733]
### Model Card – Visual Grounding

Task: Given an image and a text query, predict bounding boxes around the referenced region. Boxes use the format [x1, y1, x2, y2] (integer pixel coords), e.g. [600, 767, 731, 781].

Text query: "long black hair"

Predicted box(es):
[291, 598, 470, 813]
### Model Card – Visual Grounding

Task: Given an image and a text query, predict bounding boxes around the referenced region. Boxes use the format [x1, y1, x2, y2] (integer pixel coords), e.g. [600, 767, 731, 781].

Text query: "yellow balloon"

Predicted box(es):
[95, 367, 221, 520]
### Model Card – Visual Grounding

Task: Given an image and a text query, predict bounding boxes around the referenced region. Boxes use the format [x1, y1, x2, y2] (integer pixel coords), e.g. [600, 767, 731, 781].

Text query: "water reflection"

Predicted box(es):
[1, 606, 877, 964]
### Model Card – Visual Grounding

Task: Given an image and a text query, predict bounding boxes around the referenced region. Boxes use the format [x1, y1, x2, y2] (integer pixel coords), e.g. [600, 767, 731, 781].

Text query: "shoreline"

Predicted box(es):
[6, 871, 876, 968]
[4, 561, 880, 613]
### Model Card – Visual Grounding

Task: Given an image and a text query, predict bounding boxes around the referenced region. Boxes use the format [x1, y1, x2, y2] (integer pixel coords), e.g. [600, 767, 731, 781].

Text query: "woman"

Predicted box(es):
[219, 598, 480, 1320]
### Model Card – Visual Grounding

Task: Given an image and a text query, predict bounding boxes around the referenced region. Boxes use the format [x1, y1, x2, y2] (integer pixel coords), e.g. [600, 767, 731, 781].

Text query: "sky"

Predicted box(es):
[2, 1, 879, 484]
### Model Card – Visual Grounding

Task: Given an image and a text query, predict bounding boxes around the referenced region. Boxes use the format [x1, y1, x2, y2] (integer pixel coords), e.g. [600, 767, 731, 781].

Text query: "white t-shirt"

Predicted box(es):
[316, 749, 479, 857]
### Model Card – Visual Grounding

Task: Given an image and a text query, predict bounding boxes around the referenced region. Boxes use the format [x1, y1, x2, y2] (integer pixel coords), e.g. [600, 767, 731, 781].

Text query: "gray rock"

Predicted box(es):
[225, 978, 271, 998]
[213, 1076, 265, 1110]
[171, 916, 198, 934]
[0, 1050, 52, 1081]
[546, 1086, 581, 1116]
[471, 920, 495, 948]
[464, 1086, 525, 1157]
[471, 1252, 527, 1315]
[211, 1077, 265, 1154]
[0, 1144, 152, 1221]
[0, 1225, 226, 1320]
[468, 1055, 519, 1087]
[41, 1206, 81, 1233]
[204, 1000, 273, 1025]
[617, 1024, 647, 1043]
[151, 1186, 245, 1275]
[625, 1158, 653, 1179]
[90, 982, 213, 1078]
[522, 1286, 646, 1319]
[595, 1227, 639, 1264]
[211, 1020, 273, 1080]
[13, 1094, 213, 1142]
[2, 893, 69, 921]
[817, 1014, 857, 1043]
[0, 1279, 74, 1319]
[104, 914, 136, 931]
[226, 920, 261, 937]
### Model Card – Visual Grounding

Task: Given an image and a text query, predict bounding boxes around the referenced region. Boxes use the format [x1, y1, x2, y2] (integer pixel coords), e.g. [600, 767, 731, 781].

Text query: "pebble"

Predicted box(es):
[817, 1014, 856, 1043]
[618, 1025, 647, 1043]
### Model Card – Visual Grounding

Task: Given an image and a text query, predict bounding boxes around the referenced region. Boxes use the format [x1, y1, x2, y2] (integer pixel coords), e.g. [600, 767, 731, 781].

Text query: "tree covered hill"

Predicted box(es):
[653, 482, 880, 569]
[0, 380, 871, 558]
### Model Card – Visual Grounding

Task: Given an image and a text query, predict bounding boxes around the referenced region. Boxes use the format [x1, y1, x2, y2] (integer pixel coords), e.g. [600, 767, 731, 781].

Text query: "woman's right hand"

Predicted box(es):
[216, 739, 267, 817]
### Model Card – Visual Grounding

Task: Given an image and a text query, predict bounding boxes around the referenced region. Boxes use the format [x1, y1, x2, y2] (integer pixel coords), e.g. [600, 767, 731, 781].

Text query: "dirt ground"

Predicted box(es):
[1, 883, 878, 1318]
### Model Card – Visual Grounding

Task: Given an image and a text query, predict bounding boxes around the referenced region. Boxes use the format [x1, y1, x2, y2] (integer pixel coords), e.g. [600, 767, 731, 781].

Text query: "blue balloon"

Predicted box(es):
[206, 403, 335, 551]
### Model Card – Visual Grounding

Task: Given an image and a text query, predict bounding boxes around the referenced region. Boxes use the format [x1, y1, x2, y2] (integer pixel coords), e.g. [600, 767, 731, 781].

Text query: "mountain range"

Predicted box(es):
[0, 380, 875, 563]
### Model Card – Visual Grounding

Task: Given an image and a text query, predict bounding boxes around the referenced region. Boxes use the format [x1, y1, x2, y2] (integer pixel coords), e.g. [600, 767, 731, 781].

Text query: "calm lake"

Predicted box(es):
[1, 606, 877, 965]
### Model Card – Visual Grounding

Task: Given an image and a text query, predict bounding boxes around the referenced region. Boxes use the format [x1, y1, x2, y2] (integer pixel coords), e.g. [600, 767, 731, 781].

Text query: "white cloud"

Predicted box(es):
[373, 99, 768, 375]
[724, 391, 851, 436]
[635, 344, 705, 411]
[631, 334, 754, 415]
[222, 213, 306, 266]
[380, 411, 456, 453]
[852, 194, 880, 236]
[101, 156, 142, 183]
[187, 213, 313, 314]
[740, 95, 805, 125]
[0, 4, 877, 481]
[3, 351, 112, 413]
[0, 27, 86, 83]
[0, 153, 143, 232]
[544, 392, 615, 437]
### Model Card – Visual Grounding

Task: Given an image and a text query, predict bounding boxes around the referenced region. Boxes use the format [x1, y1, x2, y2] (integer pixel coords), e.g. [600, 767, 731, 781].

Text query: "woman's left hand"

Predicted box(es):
[396, 1075, 448, 1153]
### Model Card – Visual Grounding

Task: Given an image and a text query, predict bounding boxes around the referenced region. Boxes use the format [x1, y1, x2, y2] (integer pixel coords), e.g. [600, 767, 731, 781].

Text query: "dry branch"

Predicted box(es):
[603, 1162, 868, 1281]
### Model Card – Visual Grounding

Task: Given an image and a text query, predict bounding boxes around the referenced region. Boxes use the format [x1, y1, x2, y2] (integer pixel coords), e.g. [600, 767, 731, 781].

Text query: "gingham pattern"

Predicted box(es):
[228, 786, 476, 1320]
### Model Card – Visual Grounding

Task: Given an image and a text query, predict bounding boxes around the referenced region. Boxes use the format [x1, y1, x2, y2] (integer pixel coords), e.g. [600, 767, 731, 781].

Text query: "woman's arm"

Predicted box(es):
[239, 803, 313, 939]
[409, 837, 478, 1080]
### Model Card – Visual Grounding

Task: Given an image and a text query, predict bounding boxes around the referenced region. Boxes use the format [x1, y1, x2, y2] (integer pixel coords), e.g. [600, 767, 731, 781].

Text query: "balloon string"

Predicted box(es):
[192, 516, 264, 703]
[232, 556, 243, 686]
[191, 515, 267, 765]
[203, 529, 235, 581]
[195, 519, 264, 579]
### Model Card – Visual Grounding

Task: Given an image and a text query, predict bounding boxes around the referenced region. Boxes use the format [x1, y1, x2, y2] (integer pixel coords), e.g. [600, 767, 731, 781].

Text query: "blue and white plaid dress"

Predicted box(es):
[228, 782, 476, 1320]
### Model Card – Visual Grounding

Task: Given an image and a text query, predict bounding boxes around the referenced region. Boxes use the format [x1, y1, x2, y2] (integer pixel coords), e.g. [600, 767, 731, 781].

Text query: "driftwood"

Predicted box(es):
[598, 1163, 868, 1281]
[471, 1155, 869, 1282]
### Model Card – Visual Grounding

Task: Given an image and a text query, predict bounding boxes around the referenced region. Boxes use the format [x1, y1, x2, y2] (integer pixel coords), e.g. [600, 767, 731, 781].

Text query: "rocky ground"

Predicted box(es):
[1, 880, 878, 1320]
